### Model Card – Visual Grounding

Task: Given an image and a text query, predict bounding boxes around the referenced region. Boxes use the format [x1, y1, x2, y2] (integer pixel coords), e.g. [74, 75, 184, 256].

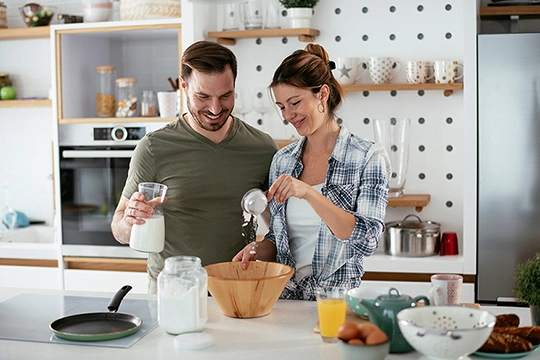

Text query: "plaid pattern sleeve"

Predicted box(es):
[265, 126, 391, 300]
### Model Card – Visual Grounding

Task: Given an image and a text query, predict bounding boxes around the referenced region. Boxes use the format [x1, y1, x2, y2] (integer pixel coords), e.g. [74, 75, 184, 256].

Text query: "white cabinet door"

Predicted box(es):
[0, 266, 62, 290]
[64, 269, 149, 294]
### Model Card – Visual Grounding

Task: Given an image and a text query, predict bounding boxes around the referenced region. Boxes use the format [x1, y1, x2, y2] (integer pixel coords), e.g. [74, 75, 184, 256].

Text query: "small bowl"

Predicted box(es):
[397, 306, 496, 360]
[346, 286, 390, 318]
[19, 3, 56, 27]
[204, 261, 294, 318]
[338, 338, 390, 360]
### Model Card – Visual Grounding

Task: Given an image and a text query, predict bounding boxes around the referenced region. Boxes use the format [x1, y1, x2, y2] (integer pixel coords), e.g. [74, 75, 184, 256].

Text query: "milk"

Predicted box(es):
[129, 215, 165, 253]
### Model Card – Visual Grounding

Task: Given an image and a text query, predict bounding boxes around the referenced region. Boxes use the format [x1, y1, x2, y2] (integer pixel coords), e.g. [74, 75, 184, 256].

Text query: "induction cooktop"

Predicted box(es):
[0, 293, 158, 348]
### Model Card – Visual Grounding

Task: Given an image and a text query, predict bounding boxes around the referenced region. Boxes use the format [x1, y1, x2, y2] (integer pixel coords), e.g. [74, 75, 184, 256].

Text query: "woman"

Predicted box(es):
[233, 44, 391, 300]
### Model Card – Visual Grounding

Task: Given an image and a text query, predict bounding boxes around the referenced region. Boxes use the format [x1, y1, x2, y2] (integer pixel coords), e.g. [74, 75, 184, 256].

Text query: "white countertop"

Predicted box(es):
[0, 287, 536, 360]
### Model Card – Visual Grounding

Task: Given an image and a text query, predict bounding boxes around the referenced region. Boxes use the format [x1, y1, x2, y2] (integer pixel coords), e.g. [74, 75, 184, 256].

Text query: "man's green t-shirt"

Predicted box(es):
[122, 116, 278, 285]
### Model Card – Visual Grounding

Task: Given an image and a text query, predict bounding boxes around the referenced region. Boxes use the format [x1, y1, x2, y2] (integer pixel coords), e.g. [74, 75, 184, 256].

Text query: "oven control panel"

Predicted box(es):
[93, 126, 147, 142]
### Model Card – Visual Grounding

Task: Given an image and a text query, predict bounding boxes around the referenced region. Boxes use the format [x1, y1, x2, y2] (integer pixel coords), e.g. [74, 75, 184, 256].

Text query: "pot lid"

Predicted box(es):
[386, 214, 440, 230]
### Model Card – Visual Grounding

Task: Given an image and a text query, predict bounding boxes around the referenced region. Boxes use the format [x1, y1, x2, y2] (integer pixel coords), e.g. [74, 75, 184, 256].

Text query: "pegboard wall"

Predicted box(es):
[214, 0, 473, 245]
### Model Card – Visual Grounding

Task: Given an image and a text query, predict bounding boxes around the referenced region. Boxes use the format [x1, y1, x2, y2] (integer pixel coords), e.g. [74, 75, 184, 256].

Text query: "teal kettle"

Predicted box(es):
[359, 287, 429, 353]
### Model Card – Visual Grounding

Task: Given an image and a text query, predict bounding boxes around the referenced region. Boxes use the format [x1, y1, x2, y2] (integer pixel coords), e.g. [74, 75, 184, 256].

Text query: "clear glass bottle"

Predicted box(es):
[141, 90, 158, 117]
[157, 256, 208, 335]
[115, 77, 138, 117]
[95, 65, 116, 117]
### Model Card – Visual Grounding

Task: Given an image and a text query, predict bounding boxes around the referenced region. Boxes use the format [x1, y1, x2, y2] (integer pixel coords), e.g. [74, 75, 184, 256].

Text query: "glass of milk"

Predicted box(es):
[129, 182, 167, 253]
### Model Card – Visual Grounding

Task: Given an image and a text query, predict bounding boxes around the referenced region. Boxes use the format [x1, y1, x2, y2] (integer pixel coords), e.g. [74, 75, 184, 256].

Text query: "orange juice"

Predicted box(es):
[317, 298, 347, 339]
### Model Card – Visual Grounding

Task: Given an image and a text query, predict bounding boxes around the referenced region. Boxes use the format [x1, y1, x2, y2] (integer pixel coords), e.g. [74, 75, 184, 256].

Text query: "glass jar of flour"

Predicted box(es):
[157, 256, 208, 334]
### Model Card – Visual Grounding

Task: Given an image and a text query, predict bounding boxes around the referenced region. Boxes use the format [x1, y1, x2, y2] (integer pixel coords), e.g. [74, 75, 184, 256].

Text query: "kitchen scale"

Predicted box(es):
[0, 293, 158, 348]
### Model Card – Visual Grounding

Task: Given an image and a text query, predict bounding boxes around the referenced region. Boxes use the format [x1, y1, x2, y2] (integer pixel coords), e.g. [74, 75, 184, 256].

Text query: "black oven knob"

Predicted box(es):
[111, 126, 128, 142]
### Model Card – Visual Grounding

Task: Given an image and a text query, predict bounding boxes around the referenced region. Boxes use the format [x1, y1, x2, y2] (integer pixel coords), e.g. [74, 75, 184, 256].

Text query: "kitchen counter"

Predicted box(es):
[0, 287, 537, 360]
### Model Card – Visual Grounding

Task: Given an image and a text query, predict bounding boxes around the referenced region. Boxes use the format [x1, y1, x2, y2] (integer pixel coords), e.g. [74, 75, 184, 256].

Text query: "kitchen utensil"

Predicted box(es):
[397, 306, 496, 360]
[129, 182, 167, 253]
[441, 232, 459, 255]
[384, 214, 441, 257]
[346, 286, 390, 319]
[204, 261, 293, 318]
[241, 188, 267, 255]
[50, 285, 142, 341]
[358, 287, 429, 353]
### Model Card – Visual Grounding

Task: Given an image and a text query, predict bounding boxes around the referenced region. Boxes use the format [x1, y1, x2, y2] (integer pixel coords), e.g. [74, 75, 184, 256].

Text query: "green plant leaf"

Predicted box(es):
[514, 253, 540, 307]
[279, 0, 319, 9]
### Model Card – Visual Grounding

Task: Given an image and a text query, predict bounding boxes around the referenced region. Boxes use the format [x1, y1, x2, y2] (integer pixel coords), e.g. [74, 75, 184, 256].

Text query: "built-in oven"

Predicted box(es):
[58, 122, 166, 256]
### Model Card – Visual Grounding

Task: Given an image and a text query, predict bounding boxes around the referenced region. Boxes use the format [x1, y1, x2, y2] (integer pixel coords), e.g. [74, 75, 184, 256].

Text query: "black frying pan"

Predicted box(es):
[49, 285, 143, 341]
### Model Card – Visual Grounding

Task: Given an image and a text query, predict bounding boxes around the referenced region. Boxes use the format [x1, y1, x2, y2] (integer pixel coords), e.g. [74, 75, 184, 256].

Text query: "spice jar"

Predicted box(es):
[157, 256, 208, 335]
[141, 90, 158, 117]
[0, 3, 7, 29]
[95, 65, 116, 117]
[115, 77, 138, 117]
[0, 73, 12, 91]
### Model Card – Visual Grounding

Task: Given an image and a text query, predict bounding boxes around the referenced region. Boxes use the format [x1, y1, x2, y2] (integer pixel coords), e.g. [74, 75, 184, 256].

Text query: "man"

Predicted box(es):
[111, 41, 278, 293]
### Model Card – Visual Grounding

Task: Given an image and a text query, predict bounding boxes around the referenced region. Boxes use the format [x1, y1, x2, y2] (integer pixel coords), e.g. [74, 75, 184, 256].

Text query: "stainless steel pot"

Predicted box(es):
[384, 214, 441, 257]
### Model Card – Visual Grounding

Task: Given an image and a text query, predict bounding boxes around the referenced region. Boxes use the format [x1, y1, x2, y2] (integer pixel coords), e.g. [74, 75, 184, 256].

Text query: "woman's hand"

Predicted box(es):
[267, 174, 312, 203]
[232, 242, 259, 269]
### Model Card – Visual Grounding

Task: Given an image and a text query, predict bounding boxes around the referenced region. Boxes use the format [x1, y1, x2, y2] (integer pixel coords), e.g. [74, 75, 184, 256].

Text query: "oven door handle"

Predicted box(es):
[62, 150, 134, 158]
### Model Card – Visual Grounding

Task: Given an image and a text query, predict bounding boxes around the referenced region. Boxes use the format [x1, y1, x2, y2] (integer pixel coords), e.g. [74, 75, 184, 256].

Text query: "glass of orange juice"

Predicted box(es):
[315, 287, 347, 343]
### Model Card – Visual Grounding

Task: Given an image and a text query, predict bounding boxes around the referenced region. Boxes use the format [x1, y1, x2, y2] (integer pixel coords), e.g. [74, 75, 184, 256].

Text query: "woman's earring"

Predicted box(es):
[317, 103, 324, 113]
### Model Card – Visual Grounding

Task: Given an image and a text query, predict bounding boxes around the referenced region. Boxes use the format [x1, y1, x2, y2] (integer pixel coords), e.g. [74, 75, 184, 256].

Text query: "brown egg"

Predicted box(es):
[338, 322, 360, 341]
[347, 338, 365, 346]
[365, 329, 389, 345]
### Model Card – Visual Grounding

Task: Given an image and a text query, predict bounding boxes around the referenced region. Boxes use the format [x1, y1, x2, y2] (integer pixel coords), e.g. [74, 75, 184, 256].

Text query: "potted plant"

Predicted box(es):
[513, 253, 540, 326]
[278, 0, 319, 28]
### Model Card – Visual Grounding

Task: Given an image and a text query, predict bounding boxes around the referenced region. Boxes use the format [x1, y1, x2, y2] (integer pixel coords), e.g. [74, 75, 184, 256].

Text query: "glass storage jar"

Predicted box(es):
[0, 3, 6, 29]
[157, 255, 208, 335]
[141, 90, 158, 117]
[95, 65, 116, 117]
[115, 77, 138, 117]
[0, 73, 12, 91]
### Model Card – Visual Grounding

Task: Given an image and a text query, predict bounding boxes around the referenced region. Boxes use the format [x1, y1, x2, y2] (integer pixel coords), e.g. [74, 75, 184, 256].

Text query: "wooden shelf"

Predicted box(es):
[342, 83, 463, 97]
[479, 5, 540, 18]
[0, 26, 50, 40]
[0, 99, 52, 108]
[207, 28, 320, 45]
[388, 194, 430, 212]
[63, 257, 147, 272]
[58, 116, 175, 124]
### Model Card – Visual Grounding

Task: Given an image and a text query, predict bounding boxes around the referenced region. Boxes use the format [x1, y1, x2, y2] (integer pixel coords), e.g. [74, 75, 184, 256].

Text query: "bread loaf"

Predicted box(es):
[494, 326, 540, 345]
[478, 332, 533, 353]
[495, 314, 520, 328]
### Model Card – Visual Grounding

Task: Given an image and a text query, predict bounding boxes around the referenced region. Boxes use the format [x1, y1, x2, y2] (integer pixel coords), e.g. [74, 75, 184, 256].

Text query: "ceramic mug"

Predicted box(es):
[367, 57, 401, 84]
[429, 274, 463, 306]
[157, 91, 178, 118]
[434, 60, 463, 84]
[406, 61, 433, 84]
[334, 57, 367, 85]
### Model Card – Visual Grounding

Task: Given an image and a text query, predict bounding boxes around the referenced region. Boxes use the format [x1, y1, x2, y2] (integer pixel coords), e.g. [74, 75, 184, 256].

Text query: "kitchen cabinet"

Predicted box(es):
[51, 20, 182, 124]
[0, 26, 51, 107]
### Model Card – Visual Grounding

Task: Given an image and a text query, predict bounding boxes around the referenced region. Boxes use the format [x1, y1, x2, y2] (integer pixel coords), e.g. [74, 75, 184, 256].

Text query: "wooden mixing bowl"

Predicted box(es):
[204, 261, 294, 318]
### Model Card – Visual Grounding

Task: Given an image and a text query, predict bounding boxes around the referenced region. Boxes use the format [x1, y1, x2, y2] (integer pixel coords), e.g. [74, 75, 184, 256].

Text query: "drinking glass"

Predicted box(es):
[243, 0, 263, 30]
[253, 87, 272, 134]
[316, 287, 347, 343]
[129, 182, 168, 253]
[373, 118, 410, 197]
[233, 88, 253, 120]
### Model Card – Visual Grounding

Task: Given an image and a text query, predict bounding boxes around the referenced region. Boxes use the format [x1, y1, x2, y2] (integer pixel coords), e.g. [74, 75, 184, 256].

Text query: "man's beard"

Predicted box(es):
[186, 99, 231, 132]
